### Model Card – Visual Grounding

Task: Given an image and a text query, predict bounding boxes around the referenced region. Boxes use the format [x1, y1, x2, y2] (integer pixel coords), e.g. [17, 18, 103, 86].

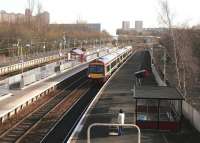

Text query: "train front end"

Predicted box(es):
[88, 61, 106, 83]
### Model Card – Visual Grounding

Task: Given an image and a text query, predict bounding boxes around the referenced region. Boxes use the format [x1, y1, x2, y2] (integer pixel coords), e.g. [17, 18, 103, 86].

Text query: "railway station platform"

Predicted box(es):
[0, 61, 89, 123]
[0, 46, 118, 123]
[69, 50, 200, 143]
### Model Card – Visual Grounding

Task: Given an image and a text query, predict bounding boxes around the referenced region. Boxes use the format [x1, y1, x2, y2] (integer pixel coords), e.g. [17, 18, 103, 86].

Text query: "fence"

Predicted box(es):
[0, 54, 60, 76]
[0, 79, 9, 97]
[87, 123, 141, 143]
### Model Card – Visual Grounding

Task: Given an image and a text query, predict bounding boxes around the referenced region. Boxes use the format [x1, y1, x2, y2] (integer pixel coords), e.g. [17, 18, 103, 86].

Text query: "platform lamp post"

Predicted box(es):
[17, 39, 23, 72]
[80, 40, 83, 49]
[73, 39, 76, 49]
[17, 39, 20, 59]
[84, 39, 86, 48]
[17, 39, 24, 87]
[93, 39, 95, 48]
[97, 39, 99, 47]
[43, 42, 46, 56]
[99, 38, 101, 48]
[63, 33, 66, 61]
[102, 38, 104, 47]
[59, 41, 63, 63]
[21, 43, 24, 76]
[116, 36, 118, 47]
[68, 38, 70, 49]
[28, 40, 32, 59]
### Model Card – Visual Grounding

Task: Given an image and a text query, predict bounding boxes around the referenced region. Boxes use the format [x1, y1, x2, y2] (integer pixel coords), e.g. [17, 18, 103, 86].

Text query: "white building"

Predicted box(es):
[135, 21, 143, 33]
[122, 21, 130, 30]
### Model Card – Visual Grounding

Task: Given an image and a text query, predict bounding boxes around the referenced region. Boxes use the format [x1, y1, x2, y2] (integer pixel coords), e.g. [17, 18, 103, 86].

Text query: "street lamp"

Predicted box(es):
[68, 39, 70, 49]
[93, 39, 95, 48]
[63, 33, 66, 60]
[74, 39, 76, 48]
[100, 38, 101, 48]
[97, 49, 100, 57]
[59, 42, 63, 56]
[17, 39, 24, 79]
[96, 39, 98, 48]
[43, 42, 46, 55]
[21, 45, 24, 76]
[80, 40, 83, 49]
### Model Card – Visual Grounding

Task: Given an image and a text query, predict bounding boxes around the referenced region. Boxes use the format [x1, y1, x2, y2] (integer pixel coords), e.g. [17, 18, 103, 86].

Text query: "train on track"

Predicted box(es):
[88, 46, 132, 83]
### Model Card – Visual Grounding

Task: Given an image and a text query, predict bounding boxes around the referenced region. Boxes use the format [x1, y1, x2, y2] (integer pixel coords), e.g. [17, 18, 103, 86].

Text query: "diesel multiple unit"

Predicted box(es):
[88, 46, 132, 82]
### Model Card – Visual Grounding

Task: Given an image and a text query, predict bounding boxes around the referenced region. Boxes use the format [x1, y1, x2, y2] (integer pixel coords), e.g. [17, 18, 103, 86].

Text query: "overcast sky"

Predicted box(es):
[1, 0, 200, 35]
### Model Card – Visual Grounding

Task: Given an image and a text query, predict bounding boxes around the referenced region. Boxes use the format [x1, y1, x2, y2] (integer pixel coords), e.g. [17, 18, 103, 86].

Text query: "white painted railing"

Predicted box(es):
[87, 123, 141, 143]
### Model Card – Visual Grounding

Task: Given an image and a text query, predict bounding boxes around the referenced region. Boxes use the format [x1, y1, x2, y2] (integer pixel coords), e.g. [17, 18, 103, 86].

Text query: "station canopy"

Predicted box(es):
[134, 86, 184, 131]
[134, 86, 184, 100]
[70, 48, 84, 55]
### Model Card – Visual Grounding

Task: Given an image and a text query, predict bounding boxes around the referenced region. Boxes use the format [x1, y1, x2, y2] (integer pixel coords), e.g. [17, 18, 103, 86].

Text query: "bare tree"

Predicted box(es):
[175, 29, 189, 96]
[37, 1, 43, 14]
[26, 0, 35, 26]
[158, 0, 196, 98]
[36, 1, 43, 32]
[158, 0, 182, 89]
[27, 0, 35, 13]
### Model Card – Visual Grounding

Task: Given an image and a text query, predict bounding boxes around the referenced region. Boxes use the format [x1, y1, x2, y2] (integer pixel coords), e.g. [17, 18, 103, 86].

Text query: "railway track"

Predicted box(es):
[42, 83, 100, 143]
[0, 69, 86, 135]
[0, 70, 90, 143]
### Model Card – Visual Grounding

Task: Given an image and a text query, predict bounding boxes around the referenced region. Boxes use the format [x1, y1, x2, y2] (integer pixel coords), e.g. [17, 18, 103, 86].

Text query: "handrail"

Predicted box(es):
[87, 123, 141, 143]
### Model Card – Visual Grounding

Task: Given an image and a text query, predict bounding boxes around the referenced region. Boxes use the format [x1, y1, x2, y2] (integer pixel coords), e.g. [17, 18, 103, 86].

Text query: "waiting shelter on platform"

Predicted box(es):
[70, 48, 85, 62]
[134, 87, 184, 131]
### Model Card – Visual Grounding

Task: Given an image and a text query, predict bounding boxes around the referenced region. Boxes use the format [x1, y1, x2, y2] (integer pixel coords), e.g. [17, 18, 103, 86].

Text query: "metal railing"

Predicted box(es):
[87, 123, 141, 143]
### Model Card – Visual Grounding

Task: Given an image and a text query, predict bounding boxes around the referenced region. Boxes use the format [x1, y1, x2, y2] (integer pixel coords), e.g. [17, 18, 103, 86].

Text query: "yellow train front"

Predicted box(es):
[88, 46, 132, 83]
[88, 60, 109, 83]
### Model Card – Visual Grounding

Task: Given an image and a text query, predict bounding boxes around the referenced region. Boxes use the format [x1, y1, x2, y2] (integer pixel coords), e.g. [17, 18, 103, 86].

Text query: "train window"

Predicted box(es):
[111, 61, 116, 68]
[89, 65, 104, 73]
[106, 66, 110, 72]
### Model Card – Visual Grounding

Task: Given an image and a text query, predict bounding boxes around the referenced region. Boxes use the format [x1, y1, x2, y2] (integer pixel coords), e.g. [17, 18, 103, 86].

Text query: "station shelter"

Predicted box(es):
[70, 48, 85, 62]
[134, 87, 184, 131]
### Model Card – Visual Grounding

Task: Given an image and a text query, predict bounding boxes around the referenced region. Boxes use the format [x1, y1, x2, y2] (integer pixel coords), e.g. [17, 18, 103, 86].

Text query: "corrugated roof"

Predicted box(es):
[71, 49, 84, 55]
[135, 86, 184, 100]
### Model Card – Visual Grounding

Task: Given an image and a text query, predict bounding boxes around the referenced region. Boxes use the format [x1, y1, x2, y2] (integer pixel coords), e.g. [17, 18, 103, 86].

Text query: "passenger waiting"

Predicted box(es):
[118, 109, 125, 136]
[134, 69, 149, 86]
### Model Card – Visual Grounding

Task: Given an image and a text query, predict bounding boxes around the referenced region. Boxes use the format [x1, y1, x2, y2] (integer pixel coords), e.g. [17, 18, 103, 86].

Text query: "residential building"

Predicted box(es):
[122, 21, 130, 30]
[49, 23, 101, 33]
[0, 9, 50, 26]
[135, 21, 143, 33]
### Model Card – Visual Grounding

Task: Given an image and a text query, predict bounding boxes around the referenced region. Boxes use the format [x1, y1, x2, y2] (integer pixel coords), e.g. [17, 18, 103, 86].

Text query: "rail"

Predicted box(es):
[67, 47, 137, 143]
[0, 54, 61, 76]
[87, 123, 141, 143]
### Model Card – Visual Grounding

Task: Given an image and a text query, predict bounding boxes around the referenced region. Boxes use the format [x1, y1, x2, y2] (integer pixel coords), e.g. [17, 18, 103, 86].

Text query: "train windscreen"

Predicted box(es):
[89, 65, 104, 73]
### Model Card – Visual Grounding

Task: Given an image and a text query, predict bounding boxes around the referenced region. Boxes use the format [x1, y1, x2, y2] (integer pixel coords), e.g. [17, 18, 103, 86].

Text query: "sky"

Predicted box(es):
[1, 0, 200, 35]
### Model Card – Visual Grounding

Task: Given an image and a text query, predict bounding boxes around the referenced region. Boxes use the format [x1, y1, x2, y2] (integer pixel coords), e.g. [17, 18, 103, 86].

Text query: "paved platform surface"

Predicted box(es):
[70, 51, 200, 143]
[0, 62, 88, 117]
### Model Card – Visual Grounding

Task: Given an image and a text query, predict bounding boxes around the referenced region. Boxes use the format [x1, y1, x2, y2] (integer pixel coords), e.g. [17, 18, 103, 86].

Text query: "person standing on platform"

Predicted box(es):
[144, 69, 150, 78]
[135, 69, 150, 86]
[118, 109, 125, 136]
[135, 71, 143, 86]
